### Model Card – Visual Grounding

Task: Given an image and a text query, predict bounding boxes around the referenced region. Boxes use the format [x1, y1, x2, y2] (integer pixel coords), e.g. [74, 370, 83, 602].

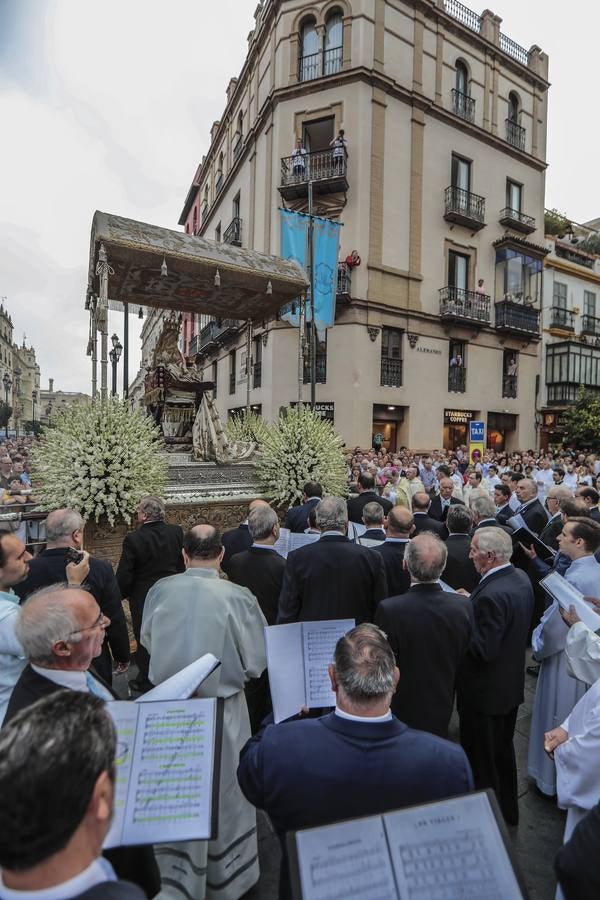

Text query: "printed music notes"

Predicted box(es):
[265, 619, 355, 722]
[104, 698, 221, 847]
[274, 528, 320, 558]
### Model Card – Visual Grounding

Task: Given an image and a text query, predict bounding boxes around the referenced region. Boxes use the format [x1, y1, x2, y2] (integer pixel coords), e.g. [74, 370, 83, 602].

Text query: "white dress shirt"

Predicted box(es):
[335, 706, 392, 723]
[0, 858, 116, 900]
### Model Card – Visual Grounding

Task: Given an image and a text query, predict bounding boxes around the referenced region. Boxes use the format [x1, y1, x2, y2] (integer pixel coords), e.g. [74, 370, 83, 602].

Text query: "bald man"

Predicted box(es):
[221, 498, 271, 574]
[141, 524, 267, 900]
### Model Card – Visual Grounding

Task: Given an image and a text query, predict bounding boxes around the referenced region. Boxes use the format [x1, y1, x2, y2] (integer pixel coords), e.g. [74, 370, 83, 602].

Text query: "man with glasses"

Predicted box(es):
[2, 583, 160, 897]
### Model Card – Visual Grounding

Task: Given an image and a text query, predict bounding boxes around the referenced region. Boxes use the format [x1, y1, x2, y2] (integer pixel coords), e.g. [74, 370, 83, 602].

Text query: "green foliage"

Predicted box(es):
[578, 233, 600, 255]
[23, 420, 42, 437]
[544, 208, 572, 237]
[0, 402, 13, 428]
[32, 398, 167, 525]
[256, 406, 347, 506]
[225, 409, 269, 445]
[562, 389, 600, 447]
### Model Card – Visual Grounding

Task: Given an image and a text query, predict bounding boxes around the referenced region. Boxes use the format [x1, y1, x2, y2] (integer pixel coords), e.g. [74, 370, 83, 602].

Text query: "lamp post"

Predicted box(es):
[31, 389, 37, 424]
[109, 334, 123, 397]
[2, 373, 12, 439]
[13, 368, 21, 438]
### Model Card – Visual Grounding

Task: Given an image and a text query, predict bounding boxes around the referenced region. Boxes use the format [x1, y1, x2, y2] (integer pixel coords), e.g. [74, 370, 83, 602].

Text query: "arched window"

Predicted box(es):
[299, 18, 320, 82]
[452, 60, 473, 121]
[216, 152, 224, 192]
[508, 92, 520, 123]
[237, 110, 243, 138]
[324, 12, 343, 75]
[506, 92, 524, 149]
[455, 61, 468, 96]
[192, 205, 198, 234]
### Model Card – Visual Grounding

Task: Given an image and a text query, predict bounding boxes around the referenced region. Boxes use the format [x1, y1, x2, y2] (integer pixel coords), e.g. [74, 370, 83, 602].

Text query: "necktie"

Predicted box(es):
[85, 670, 113, 701]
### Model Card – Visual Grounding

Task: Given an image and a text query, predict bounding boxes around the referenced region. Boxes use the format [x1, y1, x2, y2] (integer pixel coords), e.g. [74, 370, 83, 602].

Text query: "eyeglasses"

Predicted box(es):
[68, 611, 109, 637]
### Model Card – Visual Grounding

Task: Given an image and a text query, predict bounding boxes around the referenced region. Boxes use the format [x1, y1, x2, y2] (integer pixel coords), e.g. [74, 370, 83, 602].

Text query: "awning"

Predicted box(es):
[88, 211, 309, 320]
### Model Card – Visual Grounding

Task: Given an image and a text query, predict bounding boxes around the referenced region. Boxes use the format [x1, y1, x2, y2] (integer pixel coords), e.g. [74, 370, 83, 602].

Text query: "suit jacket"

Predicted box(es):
[429, 495, 464, 523]
[591, 507, 600, 522]
[228, 546, 285, 625]
[555, 800, 600, 900]
[284, 497, 321, 534]
[347, 491, 392, 524]
[374, 540, 411, 597]
[79, 884, 146, 900]
[375, 584, 474, 737]
[277, 534, 387, 624]
[473, 517, 514, 537]
[456, 565, 534, 716]
[496, 504, 513, 526]
[520, 499, 549, 536]
[116, 520, 184, 609]
[360, 528, 386, 542]
[443, 534, 480, 592]
[237, 712, 474, 899]
[3, 665, 160, 899]
[15, 549, 130, 683]
[411, 512, 446, 539]
[539, 513, 564, 551]
[220, 523, 252, 575]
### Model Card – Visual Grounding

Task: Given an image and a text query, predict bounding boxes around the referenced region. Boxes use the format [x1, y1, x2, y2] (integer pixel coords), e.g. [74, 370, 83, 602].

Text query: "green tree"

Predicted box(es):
[23, 420, 42, 437]
[0, 401, 13, 430]
[562, 389, 600, 447]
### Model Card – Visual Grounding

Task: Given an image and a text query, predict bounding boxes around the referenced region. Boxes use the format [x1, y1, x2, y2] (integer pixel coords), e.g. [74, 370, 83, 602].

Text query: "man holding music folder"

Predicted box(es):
[237, 623, 473, 899]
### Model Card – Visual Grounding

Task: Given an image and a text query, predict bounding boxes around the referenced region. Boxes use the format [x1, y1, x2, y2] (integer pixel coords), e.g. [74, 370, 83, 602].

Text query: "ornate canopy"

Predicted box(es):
[87, 211, 309, 319]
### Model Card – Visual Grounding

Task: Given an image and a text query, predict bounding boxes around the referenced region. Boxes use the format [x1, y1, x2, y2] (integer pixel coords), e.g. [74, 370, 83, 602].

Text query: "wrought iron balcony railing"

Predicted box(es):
[303, 357, 327, 384]
[232, 133, 243, 162]
[299, 51, 321, 82]
[439, 287, 491, 324]
[323, 46, 343, 76]
[448, 366, 466, 393]
[502, 374, 518, 399]
[451, 89, 475, 123]
[223, 217, 242, 247]
[443, 186, 485, 229]
[337, 262, 351, 297]
[549, 307, 575, 331]
[495, 300, 540, 336]
[279, 148, 348, 198]
[380, 357, 403, 388]
[253, 362, 262, 389]
[229, 372, 236, 395]
[506, 119, 526, 151]
[581, 315, 600, 337]
[498, 207, 536, 234]
[199, 319, 241, 352]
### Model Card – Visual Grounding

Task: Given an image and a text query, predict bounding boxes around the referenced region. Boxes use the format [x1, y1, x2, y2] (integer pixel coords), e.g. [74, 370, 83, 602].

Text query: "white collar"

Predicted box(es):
[335, 706, 392, 723]
[30, 666, 88, 692]
[320, 530, 345, 538]
[480, 562, 512, 582]
[251, 543, 278, 551]
[385, 537, 409, 543]
[520, 498, 539, 510]
[0, 858, 115, 900]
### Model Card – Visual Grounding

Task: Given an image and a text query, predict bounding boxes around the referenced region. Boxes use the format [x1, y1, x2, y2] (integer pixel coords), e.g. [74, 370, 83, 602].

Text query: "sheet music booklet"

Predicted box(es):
[511, 526, 556, 561]
[104, 697, 223, 848]
[540, 571, 600, 632]
[287, 790, 529, 899]
[137, 653, 221, 703]
[265, 619, 355, 722]
[274, 528, 320, 558]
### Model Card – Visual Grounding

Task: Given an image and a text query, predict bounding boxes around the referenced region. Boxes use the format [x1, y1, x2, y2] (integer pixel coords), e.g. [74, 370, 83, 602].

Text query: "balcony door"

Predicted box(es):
[506, 180, 522, 213]
[451, 154, 471, 192]
[448, 251, 469, 293]
[303, 117, 335, 153]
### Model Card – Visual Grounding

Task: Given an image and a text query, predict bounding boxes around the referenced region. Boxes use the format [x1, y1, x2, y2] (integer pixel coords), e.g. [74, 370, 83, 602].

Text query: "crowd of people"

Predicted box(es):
[3, 446, 600, 898]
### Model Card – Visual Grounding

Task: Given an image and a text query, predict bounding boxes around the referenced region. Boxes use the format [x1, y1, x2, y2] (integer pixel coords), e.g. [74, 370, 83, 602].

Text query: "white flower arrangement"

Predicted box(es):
[257, 406, 347, 506]
[225, 409, 269, 445]
[32, 399, 167, 526]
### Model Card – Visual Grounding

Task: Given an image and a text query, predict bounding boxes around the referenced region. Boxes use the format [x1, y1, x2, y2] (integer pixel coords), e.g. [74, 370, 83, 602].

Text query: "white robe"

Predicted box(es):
[566, 621, 600, 685]
[141, 568, 267, 900]
[527, 556, 600, 795]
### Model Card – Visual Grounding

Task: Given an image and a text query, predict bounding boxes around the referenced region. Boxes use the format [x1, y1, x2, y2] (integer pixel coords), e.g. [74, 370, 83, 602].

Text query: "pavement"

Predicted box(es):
[119, 651, 566, 900]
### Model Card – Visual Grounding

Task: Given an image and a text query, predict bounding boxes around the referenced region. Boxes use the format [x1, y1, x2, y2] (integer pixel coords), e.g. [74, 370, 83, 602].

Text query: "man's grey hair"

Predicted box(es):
[475, 526, 513, 562]
[519, 478, 538, 497]
[139, 496, 165, 522]
[405, 533, 448, 583]
[334, 624, 395, 703]
[467, 487, 488, 509]
[446, 505, 473, 535]
[248, 505, 278, 541]
[16, 585, 82, 666]
[315, 496, 348, 532]
[45, 509, 84, 543]
[548, 485, 573, 501]
[362, 502, 384, 527]
[470, 495, 496, 521]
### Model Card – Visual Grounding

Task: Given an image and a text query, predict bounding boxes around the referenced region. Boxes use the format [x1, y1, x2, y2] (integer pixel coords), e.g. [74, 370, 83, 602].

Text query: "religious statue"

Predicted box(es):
[192, 393, 256, 464]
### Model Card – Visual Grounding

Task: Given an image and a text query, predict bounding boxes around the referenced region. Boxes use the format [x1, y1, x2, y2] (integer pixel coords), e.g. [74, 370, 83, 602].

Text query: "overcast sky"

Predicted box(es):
[0, 0, 596, 393]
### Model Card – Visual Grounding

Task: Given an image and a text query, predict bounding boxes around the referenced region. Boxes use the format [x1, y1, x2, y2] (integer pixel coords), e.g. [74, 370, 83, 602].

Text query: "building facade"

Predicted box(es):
[175, 0, 549, 451]
[12, 339, 41, 429]
[39, 378, 92, 426]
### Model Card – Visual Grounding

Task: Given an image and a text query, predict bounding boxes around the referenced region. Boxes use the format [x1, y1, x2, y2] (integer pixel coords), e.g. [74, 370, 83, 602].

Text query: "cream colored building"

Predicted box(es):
[39, 379, 92, 425]
[12, 339, 41, 428]
[176, 0, 549, 452]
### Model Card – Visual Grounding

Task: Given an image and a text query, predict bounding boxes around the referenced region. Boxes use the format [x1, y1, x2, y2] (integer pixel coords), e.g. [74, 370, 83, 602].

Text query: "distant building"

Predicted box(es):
[39, 378, 92, 425]
[12, 339, 41, 429]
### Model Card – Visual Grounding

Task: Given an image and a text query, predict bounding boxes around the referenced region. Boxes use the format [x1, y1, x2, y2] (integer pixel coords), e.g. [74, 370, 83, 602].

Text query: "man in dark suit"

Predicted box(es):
[237, 624, 474, 899]
[540, 486, 574, 551]
[471, 495, 513, 537]
[429, 478, 464, 523]
[494, 483, 514, 526]
[284, 481, 322, 533]
[514, 478, 549, 534]
[555, 800, 600, 899]
[221, 498, 271, 574]
[373, 506, 413, 596]
[442, 505, 480, 592]
[4, 585, 160, 897]
[116, 496, 184, 693]
[0, 691, 146, 899]
[15, 508, 130, 686]
[347, 472, 392, 523]
[229, 505, 285, 732]
[411, 492, 446, 538]
[375, 533, 473, 738]
[278, 497, 387, 624]
[456, 527, 534, 825]
[576, 486, 600, 522]
[358, 501, 386, 543]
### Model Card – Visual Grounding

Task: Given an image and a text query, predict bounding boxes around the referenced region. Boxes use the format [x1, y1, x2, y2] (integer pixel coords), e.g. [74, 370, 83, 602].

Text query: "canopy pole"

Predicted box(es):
[123, 301, 129, 399]
[308, 181, 316, 410]
[95, 243, 113, 401]
[297, 292, 306, 409]
[91, 310, 98, 399]
[245, 318, 252, 413]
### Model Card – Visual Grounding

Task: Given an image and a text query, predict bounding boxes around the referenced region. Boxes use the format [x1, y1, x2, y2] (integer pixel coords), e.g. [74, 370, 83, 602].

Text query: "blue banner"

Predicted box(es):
[279, 209, 342, 337]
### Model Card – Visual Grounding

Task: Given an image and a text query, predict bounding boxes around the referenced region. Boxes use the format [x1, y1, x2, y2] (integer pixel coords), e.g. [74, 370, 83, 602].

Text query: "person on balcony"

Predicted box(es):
[475, 278, 486, 295]
[291, 137, 307, 180]
[329, 128, 347, 172]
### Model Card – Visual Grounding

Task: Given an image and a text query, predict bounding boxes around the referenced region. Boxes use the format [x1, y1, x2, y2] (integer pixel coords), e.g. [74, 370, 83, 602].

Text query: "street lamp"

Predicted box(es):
[32, 389, 37, 424]
[13, 369, 21, 438]
[109, 334, 123, 397]
[2, 373, 12, 439]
